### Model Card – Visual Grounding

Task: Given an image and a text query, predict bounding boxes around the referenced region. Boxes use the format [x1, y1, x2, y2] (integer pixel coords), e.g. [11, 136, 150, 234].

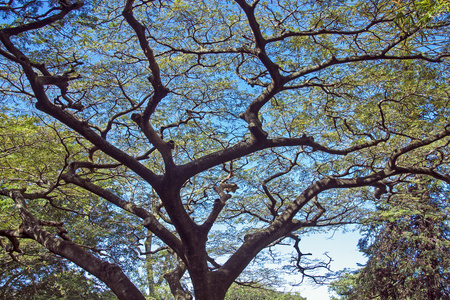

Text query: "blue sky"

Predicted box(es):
[289, 229, 366, 300]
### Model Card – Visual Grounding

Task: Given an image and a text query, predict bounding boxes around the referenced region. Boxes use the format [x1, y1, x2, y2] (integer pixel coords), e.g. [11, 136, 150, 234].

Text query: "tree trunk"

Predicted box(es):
[187, 264, 230, 300]
[191, 276, 227, 300]
[145, 233, 156, 296]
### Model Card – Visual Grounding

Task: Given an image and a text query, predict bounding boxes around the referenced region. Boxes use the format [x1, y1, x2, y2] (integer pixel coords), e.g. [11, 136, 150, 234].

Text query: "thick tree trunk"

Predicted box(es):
[186, 259, 230, 300]
[190, 274, 227, 300]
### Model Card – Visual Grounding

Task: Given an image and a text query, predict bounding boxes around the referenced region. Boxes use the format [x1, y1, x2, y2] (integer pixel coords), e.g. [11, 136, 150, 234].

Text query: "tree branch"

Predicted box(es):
[3, 188, 146, 300]
[0, 1, 84, 36]
[60, 170, 184, 257]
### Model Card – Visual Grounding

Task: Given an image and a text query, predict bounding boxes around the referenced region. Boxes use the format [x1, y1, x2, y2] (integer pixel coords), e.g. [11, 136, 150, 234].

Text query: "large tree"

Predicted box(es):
[329, 177, 450, 299]
[0, 0, 449, 299]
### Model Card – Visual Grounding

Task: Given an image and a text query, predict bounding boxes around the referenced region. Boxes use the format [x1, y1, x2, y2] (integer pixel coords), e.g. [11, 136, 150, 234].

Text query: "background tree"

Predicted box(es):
[329, 177, 450, 300]
[224, 284, 306, 300]
[0, 0, 449, 299]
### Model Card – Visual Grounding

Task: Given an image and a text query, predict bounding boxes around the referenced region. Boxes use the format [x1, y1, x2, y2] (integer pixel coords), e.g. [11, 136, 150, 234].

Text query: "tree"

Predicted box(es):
[0, 0, 449, 299]
[329, 177, 450, 300]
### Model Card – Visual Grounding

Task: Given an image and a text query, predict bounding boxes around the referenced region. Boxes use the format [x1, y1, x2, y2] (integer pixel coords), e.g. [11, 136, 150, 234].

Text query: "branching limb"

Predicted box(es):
[122, 0, 175, 167]
[388, 125, 450, 171]
[0, 31, 162, 189]
[60, 170, 184, 257]
[179, 133, 388, 181]
[234, 0, 281, 82]
[291, 233, 333, 285]
[164, 254, 193, 300]
[0, 1, 84, 36]
[0, 229, 24, 254]
[262, 151, 301, 219]
[0, 188, 146, 300]
[202, 182, 239, 232]
[139, 245, 170, 255]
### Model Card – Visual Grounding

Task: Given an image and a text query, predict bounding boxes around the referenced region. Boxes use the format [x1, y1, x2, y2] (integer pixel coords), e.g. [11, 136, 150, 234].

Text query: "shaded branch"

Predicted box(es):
[60, 170, 184, 256]
[178, 133, 389, 182]
[2, 188, 146, 300]
[201, 182, 239, 232]
[163, 255, 193, 300]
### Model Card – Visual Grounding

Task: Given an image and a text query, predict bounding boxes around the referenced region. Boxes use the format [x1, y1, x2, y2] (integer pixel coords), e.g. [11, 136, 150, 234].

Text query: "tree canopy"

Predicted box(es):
[0, 0, 449, 299]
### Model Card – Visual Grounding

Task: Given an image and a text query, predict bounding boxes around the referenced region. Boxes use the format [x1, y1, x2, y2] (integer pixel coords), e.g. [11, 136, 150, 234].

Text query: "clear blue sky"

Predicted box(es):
[288, 229, 366, 300]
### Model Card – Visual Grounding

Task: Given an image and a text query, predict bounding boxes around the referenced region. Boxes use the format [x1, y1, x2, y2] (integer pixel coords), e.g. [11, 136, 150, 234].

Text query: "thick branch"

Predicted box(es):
[122, 0, 165, 93]
[234, 0, 281, 82]
[122, 0, 173, 167]
[164, 256, 193, 300]
[0, 33, 163, 189]
[178, 134, 388, 182]
[286, 52, 448, 83]
[60, 171, 184, 256]
[213, 166, 401, 287]
[201, 183, 239, 232]
[4, 189, 145, 300]
[265, 18, 394, 44]
[0, 1, 84, 36]
[388, 126, 450, 169]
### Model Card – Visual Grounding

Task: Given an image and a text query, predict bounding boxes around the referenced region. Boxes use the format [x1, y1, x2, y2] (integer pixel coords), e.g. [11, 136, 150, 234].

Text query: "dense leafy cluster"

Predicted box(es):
[225, 284, 306, 300]
[330, 177, 450, 299]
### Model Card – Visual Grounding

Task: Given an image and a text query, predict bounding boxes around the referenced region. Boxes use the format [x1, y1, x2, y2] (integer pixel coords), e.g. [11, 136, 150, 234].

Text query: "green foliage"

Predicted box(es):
[329, 271, 359, 300]
[0, 242, 116, 300]
[393, 0, 450, 28]
[330, 178, 450, 300]
[225, 284, 306, 300]
[3, 269, 117, 300]
[0, 114, 153, 298]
